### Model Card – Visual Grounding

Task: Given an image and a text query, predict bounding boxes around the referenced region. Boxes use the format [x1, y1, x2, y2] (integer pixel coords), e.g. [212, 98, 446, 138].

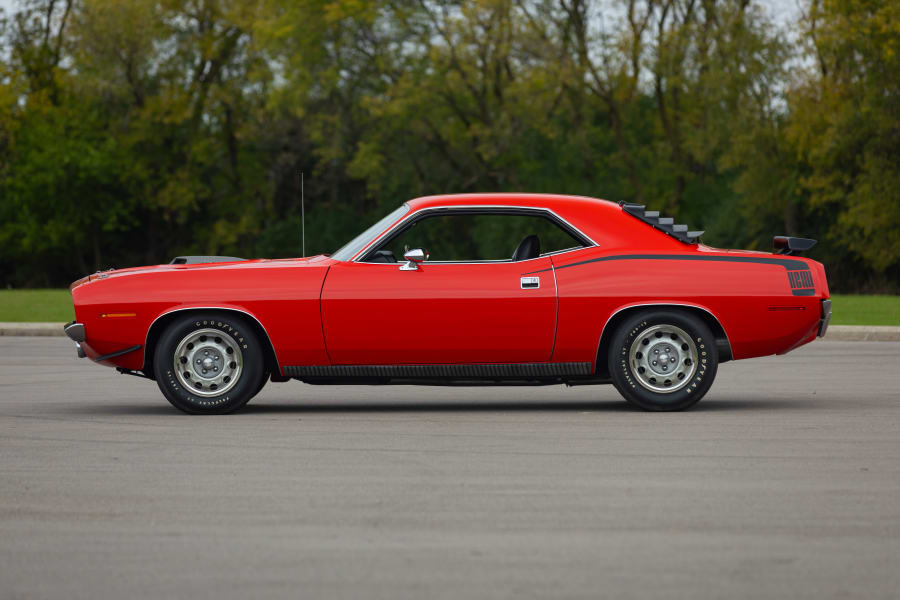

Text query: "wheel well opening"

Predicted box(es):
[143, 309, 279, 378]
[594, 305, 732, 378]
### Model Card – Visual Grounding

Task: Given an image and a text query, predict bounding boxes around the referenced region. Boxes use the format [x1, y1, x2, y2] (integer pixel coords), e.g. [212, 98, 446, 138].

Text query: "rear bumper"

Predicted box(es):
[818, 299, 832, 337]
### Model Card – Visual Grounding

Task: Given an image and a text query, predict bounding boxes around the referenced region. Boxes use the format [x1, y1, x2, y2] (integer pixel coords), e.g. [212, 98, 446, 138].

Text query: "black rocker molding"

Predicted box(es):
[284, 362, 593, 378]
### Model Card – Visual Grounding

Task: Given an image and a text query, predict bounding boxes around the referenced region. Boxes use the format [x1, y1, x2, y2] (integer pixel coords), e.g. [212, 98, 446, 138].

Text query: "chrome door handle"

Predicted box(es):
[520, 276, 540, 289]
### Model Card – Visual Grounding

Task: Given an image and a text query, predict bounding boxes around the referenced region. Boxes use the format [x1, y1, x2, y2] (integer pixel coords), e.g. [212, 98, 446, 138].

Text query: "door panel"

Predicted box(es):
[321, 259, 557, 364]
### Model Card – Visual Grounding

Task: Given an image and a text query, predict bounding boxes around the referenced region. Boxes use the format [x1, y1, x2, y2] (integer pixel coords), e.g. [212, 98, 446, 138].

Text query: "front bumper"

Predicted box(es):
[818, 299, 832, 337]
[63, 321, 143, 363]
[64, 321, 86, 358]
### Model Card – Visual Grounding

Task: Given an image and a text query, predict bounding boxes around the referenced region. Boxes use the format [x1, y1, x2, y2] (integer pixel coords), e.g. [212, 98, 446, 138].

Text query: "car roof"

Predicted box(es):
[406, 193, 620, 214]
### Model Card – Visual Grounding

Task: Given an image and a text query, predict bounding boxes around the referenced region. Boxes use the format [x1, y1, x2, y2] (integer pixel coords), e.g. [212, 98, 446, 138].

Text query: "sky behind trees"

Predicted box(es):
[0, 0, 897, 291]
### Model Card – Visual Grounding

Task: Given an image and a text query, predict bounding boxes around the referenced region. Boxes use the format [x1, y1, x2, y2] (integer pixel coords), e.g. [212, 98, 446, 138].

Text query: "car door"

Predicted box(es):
[320, 258, 557, 365]
[320, 208, 574, 365]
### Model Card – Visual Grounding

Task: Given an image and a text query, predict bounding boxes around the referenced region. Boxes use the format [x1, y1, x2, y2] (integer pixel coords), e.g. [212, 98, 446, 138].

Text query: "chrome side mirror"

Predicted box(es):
[399, 248, 428, 271]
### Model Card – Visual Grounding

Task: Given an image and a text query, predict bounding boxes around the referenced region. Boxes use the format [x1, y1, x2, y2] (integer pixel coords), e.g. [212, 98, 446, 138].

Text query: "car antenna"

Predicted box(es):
[300, 171, 305, 257]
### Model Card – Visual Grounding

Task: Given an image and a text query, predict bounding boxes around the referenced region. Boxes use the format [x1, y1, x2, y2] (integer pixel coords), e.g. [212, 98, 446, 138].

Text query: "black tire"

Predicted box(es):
[153, 313, 265, 414]
[251, 372, 269, 400]
[607, 310, 718, 411]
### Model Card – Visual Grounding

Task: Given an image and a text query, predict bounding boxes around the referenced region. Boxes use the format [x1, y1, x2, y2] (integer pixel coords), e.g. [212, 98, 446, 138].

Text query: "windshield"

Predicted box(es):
[331, 204, 410, 261]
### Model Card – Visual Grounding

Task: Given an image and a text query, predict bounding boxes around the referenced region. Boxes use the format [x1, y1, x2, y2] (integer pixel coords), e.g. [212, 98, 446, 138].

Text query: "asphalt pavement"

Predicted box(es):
[1, 337, 898, 599]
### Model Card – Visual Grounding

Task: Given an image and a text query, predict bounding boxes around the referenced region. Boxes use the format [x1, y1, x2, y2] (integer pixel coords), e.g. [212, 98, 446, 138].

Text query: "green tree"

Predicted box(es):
[787, 0, 900, 287]
[0, 0, 898, 291]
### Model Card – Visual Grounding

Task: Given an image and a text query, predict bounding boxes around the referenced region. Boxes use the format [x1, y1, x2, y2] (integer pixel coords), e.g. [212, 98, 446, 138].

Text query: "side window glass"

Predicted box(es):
[367, 212, 584, 262]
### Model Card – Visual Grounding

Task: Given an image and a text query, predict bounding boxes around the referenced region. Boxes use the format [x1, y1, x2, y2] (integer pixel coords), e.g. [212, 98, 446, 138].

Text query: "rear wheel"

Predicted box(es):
[608, 310, 718, 411]
[153, 313, 265, 414]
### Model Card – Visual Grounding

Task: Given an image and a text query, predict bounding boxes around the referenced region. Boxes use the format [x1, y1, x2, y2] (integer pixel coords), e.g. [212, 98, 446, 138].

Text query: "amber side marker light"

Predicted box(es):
[101, 313, 137, 318]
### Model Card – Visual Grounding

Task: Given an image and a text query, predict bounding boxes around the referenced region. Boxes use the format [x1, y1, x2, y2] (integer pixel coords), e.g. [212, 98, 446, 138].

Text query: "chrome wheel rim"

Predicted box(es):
[629, 324, 698, 393]
[173, 328, 243, 397]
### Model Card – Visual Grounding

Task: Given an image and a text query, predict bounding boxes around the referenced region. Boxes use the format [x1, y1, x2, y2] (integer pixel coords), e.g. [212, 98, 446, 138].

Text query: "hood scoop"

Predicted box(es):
[170, 256, 247, 265]
[620, 203, 704, 244]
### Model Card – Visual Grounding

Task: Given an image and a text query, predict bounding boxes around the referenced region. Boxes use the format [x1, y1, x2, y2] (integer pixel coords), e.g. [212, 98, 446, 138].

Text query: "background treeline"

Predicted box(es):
[0, 0, 897, 291]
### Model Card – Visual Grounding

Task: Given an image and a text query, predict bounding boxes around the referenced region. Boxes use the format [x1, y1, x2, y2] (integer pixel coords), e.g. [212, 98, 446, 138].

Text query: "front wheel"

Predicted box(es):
[153, 313, 265, 414]
[608, 310, 718, 411]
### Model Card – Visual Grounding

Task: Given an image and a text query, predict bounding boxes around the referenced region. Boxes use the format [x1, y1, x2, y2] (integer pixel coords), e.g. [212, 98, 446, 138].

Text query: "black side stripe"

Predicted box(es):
[523, 254, 811, 275]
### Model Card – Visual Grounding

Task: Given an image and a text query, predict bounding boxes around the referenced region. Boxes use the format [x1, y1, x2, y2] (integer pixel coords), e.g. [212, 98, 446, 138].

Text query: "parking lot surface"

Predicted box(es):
[1, 337, 898, 599]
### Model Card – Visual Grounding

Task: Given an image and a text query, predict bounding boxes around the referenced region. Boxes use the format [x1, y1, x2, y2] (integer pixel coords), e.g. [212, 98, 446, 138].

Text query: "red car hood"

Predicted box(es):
[69, 255, 331, 290]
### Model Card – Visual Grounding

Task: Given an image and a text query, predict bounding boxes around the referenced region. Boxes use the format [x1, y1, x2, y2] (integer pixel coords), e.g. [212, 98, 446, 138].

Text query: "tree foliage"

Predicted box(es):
[0, 0, 897, 290]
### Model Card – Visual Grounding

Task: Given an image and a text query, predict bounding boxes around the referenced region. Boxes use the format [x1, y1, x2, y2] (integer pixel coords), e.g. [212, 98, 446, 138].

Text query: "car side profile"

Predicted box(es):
[64, 193, 832, 413]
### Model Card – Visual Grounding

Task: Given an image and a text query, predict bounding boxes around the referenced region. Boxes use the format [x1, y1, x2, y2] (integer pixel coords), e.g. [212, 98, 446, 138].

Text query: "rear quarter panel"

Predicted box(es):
[549, 246, 825, 363]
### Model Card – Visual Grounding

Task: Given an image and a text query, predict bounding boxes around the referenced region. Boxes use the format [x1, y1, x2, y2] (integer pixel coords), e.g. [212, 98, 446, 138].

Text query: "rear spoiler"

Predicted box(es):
[773, 236, 816, 256]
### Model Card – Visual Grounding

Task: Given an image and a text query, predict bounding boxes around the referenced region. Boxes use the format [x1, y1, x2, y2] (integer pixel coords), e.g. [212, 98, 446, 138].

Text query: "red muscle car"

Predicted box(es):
[64, 193, 832, 414]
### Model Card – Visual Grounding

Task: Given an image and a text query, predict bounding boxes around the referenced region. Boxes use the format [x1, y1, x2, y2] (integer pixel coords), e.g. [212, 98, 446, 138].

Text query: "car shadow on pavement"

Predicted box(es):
[690, 399, 815, 411]
[58, 397, 815, 416]
[59, 400, 629, 416]
[241, 398, 813, 413]
[241, 401, 637, 413]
